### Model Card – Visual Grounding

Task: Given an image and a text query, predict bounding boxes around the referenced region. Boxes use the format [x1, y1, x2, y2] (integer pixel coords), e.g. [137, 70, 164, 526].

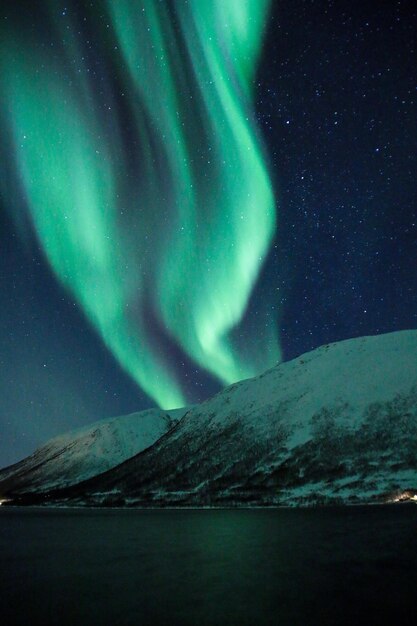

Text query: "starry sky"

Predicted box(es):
[1, 0, 416, 467]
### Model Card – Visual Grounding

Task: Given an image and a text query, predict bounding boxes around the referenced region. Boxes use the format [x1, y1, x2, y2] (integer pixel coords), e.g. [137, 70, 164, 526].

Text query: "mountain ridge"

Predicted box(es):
[0, 407, 189, 494]
[1, 330, 417, 507]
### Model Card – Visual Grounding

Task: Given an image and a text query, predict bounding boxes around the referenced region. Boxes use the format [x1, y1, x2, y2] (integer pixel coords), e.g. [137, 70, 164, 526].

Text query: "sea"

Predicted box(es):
[1, 505, 416, 625]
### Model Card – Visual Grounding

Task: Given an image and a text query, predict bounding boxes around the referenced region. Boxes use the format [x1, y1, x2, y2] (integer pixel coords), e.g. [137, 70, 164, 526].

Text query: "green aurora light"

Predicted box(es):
[0, 0, 280, 408]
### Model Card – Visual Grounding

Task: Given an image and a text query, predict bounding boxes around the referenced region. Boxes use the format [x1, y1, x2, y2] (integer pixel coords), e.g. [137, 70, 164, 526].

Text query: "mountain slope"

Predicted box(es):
[2, 330, 417, 506]
[0, 408, 187, 494]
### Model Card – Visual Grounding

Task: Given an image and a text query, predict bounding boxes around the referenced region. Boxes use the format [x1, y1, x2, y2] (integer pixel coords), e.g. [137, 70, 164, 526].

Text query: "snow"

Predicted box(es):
[180, 329, 417, 444]
[1, 329, 417, 507]
[0, 407, 189, 492]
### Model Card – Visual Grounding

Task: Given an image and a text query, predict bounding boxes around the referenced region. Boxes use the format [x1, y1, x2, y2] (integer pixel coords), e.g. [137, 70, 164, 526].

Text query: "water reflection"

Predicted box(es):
[0, 507, 416, 625]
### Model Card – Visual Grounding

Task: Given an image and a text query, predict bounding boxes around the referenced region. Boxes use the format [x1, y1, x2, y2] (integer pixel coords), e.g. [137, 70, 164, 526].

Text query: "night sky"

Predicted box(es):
[1, 0, 416, 467]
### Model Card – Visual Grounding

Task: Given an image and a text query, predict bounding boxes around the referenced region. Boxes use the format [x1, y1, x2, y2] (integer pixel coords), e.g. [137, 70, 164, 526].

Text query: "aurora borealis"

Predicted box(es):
[1, 0, 416, 465]
[1, 0, 279, 410]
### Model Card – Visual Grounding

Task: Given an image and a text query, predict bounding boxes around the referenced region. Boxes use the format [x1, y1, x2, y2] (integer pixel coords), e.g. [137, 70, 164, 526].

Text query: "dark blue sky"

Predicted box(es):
[1, 0, 416, 466]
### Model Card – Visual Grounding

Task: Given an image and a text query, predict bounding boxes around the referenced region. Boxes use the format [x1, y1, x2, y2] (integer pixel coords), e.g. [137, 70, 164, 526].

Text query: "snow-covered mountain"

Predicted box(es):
[0, 408, 187, 494]
[1, 330, 417, 507]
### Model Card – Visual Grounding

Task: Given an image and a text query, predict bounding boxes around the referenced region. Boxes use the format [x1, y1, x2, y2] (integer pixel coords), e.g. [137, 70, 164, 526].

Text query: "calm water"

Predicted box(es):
[1, 506, 417, 625]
